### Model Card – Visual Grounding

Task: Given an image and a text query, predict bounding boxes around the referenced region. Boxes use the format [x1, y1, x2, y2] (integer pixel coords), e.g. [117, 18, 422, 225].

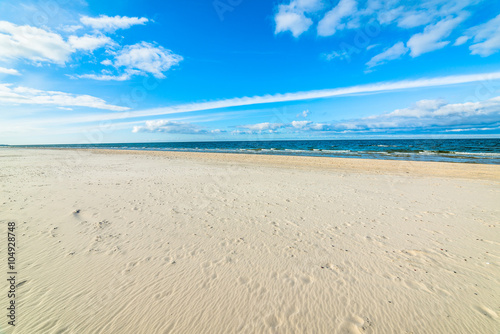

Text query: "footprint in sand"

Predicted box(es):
[300, 275, 313, 284]
[338, 315, 372, 334]
[474, 305, 498, 319]
[265, 314, 281, 329]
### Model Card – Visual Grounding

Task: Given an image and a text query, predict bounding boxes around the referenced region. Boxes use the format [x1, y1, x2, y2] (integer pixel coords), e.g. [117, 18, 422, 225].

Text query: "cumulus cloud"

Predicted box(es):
[239, 122, 284, 133]
[467, 14, 500, 57]
[0, 67, 20, 75]
[317, 0, 357, 37]
[80, 15, 149, 32]
[275, 10, 313, 37]
[275, 0, 486, 64]
[407, 15, 465, 57]
[291, 120, 311, 128]
[0, 21, 72, 64]
[321, 97, 500, 132]
[132, 120, 209, 134]
[274, 0, 323, 37]
[114, 42, 182, 78]
[68, 34, 115, 51]
[366, 41, 408, 68]
[0, 83, 129, 111]
[0, 21, 117, 68]
[335, 97, 500, 132]
[78, 42, 183, 80]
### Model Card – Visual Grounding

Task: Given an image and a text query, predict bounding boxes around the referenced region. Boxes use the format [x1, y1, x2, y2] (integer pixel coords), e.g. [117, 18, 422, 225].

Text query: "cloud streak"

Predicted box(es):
[7, 71, 500, 128]
[71, 71, 500, 123]
[366, 42, 408, 68]
[0, 67, 20, 75]
[80, 15, 149, 32]
[0, 83, 129, 111]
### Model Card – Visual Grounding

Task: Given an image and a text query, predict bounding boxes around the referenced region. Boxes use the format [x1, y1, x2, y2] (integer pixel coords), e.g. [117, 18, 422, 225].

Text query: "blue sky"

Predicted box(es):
[1, 0, 500, 144]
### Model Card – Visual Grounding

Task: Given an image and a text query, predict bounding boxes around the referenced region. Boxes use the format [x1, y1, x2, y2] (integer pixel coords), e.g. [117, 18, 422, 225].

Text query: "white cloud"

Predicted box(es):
[454, 35, 469, 46]
[0, 67, 20, 75]
[79, 42, 183, 80]
[80, 15, 149, 32]
[0, 21, 115, 66]
[114, 42, 182, 79]
[322, 49, 350, 61]
[317, 0, 357, 37]
[375, 6, 404, 25]
[68, 34, 115, 51]
[467, 14, 500, 57]
[237, 96, 500, 134]
[274, 0, 485, 64]
[132, 120, 207, 134]
[407, 15, 465, 57]
[75, 73, 131, 81]
[294, 0, 323, 12]
[274, 0, 323, 37]
[332, 96, 500, 132]
[366, 41, 408, 68]
[239, 122, 284, 132]
[0, 83, 129, 111]
[296, 109, 310, 118]
[61, 25, 83, 33]
[275, 10, 313, 37]
[385, 99, 448, 117]
[397, 11, 433, 28]
[291, 120, 311, 128]
[0, 21, 72, 64]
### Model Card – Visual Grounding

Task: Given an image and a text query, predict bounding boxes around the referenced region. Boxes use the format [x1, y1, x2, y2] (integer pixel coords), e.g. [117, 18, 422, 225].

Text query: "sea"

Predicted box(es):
[15, 138, 500, 164]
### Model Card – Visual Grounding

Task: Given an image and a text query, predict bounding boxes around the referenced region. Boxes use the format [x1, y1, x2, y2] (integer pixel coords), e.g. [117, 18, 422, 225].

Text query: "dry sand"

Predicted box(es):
[1, 148, 499, 334]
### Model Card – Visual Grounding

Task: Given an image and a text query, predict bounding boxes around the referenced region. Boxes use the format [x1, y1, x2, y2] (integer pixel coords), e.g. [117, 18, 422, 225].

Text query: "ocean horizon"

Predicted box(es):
[12, 138, 500, 164]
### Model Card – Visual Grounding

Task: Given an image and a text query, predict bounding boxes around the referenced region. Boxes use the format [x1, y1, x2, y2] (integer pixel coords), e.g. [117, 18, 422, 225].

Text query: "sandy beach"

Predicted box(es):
[1, 148, 499, 334]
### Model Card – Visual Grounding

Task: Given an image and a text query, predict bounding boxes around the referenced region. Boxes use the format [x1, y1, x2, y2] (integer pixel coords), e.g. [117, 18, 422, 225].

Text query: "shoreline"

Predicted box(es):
[10, 147, 500, 181]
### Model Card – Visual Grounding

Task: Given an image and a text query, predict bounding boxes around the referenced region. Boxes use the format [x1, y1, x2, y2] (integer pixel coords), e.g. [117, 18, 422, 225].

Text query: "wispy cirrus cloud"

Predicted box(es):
[68, 34, 115, 51]
[277, 0, 495, 67]
[80, 15, 149, 32]
[466, 13, 500, 56]
[0, 66, 20, 75]
[22, 70, 500, 126]
[407, 15, 465, 57]
[317, 0, 357, 37]
[366, 42, 408, 68]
